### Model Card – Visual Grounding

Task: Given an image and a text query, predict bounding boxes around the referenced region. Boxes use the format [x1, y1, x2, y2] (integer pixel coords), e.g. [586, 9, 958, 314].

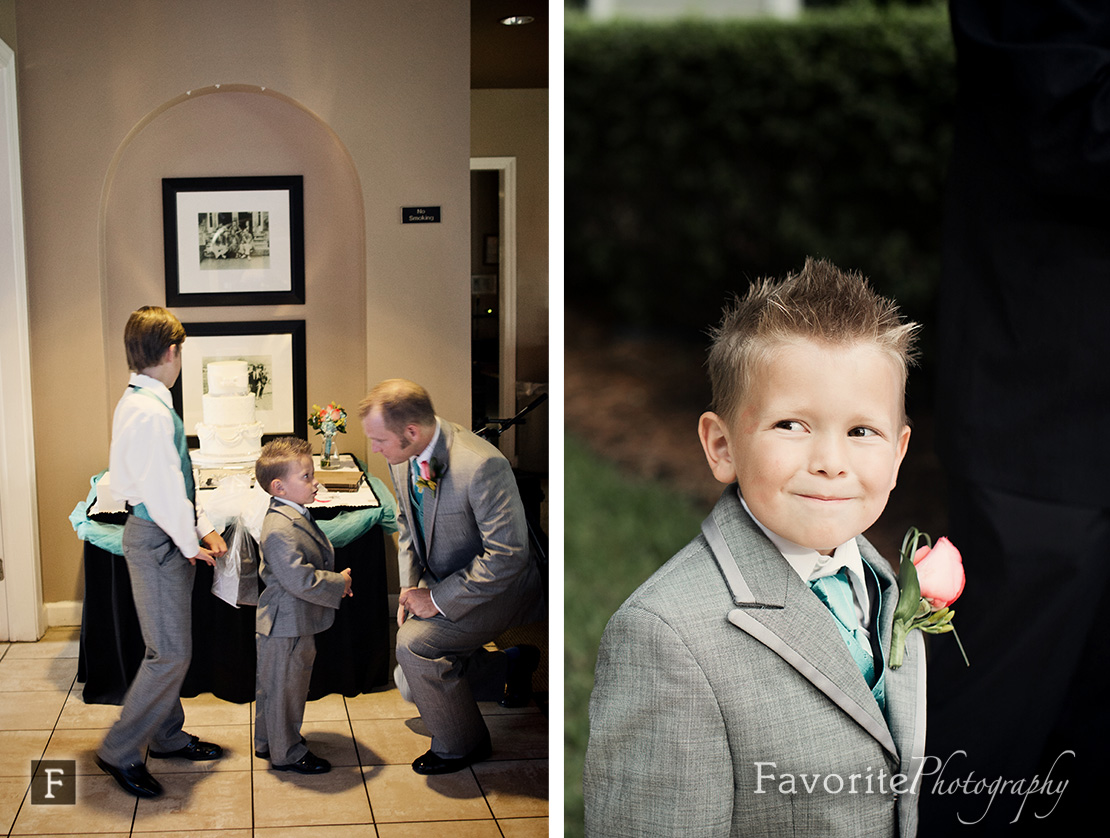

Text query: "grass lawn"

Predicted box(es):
[564, 434, 709, 838]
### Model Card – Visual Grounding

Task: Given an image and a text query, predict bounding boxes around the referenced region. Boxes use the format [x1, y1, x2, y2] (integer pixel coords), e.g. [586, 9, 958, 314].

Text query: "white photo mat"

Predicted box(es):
[175, 188, 293, 294]
[180, 331, 296, 437]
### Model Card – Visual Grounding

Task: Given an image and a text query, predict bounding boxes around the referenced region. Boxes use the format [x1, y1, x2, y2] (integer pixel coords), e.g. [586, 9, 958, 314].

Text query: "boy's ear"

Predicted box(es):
[269, 478, 285, 497]
[890, 423, 912, 489]
[698, 412, 738, 485]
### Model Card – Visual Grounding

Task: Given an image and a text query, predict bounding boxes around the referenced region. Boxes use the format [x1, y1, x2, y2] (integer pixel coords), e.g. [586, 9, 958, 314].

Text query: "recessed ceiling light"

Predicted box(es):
[499, 15, 535, 25]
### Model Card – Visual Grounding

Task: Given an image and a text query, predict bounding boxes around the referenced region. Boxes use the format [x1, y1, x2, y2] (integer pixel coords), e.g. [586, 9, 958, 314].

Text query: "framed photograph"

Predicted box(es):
[170, 320, 307, 446]
[483, 233, 499, 265]
[163, 175, 305, 306]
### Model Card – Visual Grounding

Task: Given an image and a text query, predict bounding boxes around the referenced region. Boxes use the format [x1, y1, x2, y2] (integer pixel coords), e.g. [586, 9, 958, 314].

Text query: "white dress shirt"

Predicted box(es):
[272, 495, 309, 516]
[409, 418, 442, 488]
[109, 372, 213, 559]
[739, 492, 873, 635]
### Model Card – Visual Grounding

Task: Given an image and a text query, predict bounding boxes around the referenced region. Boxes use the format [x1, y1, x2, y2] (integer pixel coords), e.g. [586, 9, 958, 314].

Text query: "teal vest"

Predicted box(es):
[127, 385, 196, 523]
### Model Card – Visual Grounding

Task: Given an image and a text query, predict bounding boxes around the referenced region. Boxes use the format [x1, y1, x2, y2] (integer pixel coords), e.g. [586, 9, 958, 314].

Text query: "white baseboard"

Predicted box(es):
[45, 600, 83, 627]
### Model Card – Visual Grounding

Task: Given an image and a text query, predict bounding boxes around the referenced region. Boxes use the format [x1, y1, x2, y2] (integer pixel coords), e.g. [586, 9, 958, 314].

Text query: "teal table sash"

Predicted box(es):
[71, 466, 398, 557]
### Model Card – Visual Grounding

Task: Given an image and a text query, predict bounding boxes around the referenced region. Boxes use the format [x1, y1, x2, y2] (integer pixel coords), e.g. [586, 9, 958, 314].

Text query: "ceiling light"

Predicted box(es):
[499, 15, 535, 25]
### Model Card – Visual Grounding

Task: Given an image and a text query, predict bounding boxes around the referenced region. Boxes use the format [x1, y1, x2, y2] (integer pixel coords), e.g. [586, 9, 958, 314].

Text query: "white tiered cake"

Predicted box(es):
[191, 360, 264, 466]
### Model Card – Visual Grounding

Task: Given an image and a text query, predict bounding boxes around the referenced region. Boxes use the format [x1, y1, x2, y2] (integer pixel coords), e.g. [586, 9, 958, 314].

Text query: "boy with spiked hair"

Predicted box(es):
[585, 259, 926, 837]
[253, 437, 352, 774]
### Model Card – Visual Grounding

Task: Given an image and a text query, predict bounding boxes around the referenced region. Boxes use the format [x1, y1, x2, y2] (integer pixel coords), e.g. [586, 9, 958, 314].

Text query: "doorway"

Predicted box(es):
[469, 157, 518, 461]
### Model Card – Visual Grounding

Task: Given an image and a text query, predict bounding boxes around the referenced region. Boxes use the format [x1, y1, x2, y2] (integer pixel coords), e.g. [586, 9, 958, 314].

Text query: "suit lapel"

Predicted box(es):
[393, 461, 426, 563]
[421, 419, 452, 558]
[871, 536, 927, 779]
[268, 500, 333, 564]
[704, 488, 904, 761]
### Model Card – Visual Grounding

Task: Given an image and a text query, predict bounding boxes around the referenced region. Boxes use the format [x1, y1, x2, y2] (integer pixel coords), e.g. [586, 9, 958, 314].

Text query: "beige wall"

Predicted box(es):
[0, 0, 15, 50]
[14, 0, 474, 604]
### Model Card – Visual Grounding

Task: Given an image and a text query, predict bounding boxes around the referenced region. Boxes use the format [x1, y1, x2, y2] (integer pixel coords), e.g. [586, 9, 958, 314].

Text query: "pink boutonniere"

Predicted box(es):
[888, 527, 970, 670]
[415, 456, 445, 493]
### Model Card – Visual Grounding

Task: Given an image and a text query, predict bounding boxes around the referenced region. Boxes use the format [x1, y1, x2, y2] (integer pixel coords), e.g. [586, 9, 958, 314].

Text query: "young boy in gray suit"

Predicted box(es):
[585, 260, 928, 837]
[254, 437, 352, 774]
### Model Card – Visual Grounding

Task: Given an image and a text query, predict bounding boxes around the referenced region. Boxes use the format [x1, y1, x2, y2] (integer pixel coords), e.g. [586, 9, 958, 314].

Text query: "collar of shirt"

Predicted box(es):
[272, 495, 310, 516]
[410, 418, 442, 483]
[128, 372, 173, 408]
[738, 490, 871, 628]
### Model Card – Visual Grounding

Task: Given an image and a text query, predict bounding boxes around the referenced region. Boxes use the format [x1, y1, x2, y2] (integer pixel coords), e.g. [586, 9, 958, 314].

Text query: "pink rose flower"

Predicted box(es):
[913, 537, 966, 609]
[420, 460, 432, 480]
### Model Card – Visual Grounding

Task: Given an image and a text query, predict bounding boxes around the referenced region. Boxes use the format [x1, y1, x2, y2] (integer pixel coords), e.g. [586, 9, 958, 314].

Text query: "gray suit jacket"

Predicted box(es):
[389, 418, 543, 629]
[256, 499, 347, 638]
[584, 487, 926, 837]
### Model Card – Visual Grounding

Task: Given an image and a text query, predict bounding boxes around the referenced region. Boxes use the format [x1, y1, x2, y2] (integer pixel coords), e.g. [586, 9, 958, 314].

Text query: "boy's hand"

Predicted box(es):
[190, 546, 218, 567]
[340, 567, 354, 598]
[201, 530, 228, 558]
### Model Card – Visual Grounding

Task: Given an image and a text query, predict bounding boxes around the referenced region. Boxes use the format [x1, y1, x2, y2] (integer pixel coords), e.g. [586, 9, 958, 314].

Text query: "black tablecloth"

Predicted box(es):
[78, 523, 390, 705]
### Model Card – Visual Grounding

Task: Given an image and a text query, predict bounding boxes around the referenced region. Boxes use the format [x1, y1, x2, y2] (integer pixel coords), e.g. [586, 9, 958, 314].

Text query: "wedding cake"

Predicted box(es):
[191, 360, 264, 466]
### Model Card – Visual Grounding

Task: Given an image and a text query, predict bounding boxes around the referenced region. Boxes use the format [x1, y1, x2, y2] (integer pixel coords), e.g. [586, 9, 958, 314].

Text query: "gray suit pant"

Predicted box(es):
[395, 615, 508, 759]
[98, 516, 195, 767]
[254, 633, 315, 764]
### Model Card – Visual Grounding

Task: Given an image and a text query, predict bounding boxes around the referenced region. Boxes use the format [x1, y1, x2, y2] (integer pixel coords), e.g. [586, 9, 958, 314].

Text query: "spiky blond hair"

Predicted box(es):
[256, 437, 312, 495]
[707, 258, 919, 422]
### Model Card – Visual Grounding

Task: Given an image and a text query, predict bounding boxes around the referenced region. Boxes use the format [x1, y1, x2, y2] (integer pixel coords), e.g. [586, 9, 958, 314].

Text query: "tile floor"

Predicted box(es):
[0, 627, 548, 836]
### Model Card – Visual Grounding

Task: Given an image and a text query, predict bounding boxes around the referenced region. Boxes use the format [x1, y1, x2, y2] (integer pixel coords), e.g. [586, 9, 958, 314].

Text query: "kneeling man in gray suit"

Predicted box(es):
[360, 379, 544, 775]
[585, 261, 928, 836]
[254, 437, 353, 774]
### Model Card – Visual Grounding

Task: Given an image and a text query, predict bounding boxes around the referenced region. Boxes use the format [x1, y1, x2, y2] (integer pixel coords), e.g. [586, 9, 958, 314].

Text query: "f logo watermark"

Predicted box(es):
[31, 761, 76, 805]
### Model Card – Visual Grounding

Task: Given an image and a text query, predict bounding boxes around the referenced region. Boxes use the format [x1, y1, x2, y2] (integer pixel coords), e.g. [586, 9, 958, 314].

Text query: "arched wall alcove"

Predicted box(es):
[100, 85, 367, 433]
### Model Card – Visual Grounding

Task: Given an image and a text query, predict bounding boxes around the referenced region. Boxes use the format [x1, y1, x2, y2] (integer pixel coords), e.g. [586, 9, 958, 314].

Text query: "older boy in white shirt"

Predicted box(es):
[96, 306, 227, 798]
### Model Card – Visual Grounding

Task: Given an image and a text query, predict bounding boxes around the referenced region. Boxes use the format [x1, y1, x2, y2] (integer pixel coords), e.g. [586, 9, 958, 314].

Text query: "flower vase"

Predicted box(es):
[321, 432, 337, 469]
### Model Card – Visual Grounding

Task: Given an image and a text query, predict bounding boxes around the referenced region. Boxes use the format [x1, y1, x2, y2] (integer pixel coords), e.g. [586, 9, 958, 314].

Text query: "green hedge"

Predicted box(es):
[566, 6, 956, 350]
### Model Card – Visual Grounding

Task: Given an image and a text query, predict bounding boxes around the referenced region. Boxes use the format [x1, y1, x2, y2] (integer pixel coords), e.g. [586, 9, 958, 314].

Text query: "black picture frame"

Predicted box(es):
[170, 320, 307, 446]
[163, 175, 305, 307]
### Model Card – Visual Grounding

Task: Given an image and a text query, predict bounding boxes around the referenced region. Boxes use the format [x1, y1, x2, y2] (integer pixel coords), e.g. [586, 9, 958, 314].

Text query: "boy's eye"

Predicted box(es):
[774, 420, 804, 432]
[848, 426, 879, 438]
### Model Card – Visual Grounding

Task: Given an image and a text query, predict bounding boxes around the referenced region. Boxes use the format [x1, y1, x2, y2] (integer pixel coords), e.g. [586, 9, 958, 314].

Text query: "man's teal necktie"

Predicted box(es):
[408, 459, 425, 547]
[809, 568, 885, 711]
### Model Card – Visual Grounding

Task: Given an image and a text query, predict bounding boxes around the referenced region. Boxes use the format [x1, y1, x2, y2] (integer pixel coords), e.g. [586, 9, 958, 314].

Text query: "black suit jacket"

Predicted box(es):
[937, 0, 1110, 506]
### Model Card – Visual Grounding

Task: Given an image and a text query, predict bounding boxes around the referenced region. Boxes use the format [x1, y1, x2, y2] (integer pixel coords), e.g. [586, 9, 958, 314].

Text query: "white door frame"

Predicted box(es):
[0, 37, 46, 641]
[470, 156, 518, 461]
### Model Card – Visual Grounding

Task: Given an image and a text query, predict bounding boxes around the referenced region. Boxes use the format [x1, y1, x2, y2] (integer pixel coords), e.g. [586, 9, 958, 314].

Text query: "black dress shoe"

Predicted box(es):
[272, 750, 331, 774]
[95, 756, 164, 798]
[411, 737, 493, 775]
[256, 736, 304, 759]
[149, 735, 223, 761]
[500, 644, 541, 708]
